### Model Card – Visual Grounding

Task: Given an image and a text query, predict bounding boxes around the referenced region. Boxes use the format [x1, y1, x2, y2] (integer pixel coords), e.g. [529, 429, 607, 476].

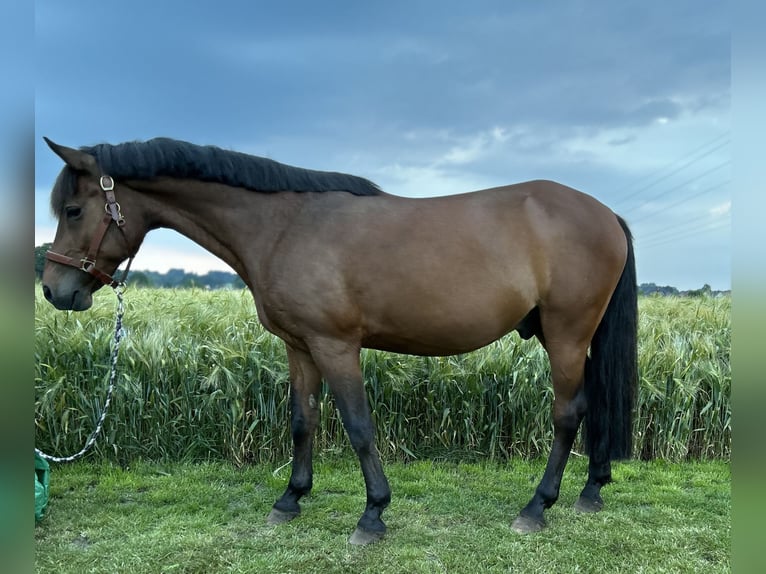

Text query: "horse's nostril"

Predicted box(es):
[42, 284, 53, 302]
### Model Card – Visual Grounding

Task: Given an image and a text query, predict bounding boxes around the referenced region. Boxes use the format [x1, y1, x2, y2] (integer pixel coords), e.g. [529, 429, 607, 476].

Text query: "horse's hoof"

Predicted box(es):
[266, 507, 299, 525]
[574, 496, 604, 514]
[348, 527, 385, 545]
[511, 514, 545, 534]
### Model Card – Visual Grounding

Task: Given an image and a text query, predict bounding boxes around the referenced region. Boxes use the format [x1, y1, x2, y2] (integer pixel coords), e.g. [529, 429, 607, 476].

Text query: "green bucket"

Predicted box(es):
[35, 453, 50, 521]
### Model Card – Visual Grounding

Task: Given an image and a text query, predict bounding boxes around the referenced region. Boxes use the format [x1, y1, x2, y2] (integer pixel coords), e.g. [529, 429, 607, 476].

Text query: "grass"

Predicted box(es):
[34, 456, 730, 573]
[35, 287, 731, 464]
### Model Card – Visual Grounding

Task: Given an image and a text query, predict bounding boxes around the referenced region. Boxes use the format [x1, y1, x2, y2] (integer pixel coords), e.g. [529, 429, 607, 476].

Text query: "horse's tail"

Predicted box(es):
[584, 215, 638, 461]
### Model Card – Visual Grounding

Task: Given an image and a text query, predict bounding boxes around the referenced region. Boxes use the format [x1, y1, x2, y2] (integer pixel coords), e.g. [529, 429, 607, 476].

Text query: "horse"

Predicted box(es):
[40, 136, 637, 545]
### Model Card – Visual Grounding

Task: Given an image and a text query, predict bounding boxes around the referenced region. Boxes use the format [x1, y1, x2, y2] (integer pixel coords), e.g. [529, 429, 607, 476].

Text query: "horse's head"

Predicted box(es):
[41, 138, 140, 311]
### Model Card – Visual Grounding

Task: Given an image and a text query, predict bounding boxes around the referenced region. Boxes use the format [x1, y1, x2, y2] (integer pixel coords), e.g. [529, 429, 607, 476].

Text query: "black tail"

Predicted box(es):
[584, 215, 638, 461]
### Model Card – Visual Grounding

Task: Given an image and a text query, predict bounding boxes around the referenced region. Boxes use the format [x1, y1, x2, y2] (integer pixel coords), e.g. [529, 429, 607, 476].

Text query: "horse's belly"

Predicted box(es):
[361, 312, 524, 357]
[363, 336, 495, 356]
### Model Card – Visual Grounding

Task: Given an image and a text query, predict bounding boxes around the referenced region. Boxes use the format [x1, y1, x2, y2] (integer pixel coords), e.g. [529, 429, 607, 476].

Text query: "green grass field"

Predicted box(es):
[35, 457, 730, 573]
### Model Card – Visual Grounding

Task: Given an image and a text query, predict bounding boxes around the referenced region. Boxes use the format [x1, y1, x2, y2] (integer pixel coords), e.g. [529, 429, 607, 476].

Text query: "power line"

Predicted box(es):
[639, 219, 729, 249]
[621, 160, 730, 216]
[612, 133, 730, 207]
[627, 180, 730, 224]
[640, 224, 729, 250]
[639, 205, 730, 241]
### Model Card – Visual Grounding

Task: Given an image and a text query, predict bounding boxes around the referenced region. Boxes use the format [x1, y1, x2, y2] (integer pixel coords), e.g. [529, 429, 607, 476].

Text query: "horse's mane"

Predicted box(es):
[51, 137, 382, 215]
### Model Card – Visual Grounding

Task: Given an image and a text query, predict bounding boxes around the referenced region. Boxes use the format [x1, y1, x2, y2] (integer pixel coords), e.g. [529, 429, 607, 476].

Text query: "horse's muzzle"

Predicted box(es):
[42, 283, 93, 311]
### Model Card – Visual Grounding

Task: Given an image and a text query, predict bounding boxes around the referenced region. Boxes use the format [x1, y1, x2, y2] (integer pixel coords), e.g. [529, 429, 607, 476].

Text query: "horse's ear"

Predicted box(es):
[43, 137, 99, 176]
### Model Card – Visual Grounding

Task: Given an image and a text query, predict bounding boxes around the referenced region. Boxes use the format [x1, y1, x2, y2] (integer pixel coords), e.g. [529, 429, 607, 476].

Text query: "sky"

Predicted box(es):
[33, 1, 730, 290]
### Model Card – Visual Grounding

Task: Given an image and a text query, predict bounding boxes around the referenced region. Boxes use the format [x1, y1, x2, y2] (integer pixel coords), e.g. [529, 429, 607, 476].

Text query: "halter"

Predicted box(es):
[46, 175, 135, 288]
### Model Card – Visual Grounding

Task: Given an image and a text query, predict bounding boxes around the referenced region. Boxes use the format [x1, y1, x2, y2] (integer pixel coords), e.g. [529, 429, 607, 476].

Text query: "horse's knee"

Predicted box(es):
[329, 386, 377, 453]
[344, 418, 376, 454]
[290, 390, 319, 435]
[290, 409, 313, 443]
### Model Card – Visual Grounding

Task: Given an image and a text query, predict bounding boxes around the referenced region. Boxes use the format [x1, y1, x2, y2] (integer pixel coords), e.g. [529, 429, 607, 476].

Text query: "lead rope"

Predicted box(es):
[35, 285, 126, 462]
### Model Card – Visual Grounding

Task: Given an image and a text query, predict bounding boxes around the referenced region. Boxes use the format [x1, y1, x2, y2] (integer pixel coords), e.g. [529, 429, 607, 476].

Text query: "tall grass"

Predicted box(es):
[34, 286, 730, 464]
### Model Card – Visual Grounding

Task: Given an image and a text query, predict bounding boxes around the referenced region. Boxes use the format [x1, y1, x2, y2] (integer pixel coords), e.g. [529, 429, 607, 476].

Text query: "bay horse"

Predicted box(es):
[40, 137, 637, 545]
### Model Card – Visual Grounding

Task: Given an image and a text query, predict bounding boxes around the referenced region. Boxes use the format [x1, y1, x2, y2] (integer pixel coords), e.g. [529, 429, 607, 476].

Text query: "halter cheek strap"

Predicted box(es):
[45, 175, 135, 289]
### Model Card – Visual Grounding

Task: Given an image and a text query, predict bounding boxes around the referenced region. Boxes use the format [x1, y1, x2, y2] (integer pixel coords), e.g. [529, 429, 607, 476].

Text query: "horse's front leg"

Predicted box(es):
[310, 338, 391, 545]
[268, 344, 321, 524]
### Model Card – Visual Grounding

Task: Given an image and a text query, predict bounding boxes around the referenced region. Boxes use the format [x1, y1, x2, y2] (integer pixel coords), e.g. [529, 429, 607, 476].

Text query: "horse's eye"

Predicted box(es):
[65, 206, 82, 220]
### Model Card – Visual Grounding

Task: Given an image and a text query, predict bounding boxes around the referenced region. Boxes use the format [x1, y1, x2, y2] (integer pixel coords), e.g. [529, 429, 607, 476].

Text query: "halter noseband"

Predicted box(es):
[46, 175, 135, 289]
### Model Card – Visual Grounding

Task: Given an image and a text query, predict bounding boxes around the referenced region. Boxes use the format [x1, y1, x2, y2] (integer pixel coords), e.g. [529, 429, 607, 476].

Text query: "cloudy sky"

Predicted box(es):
[34, 1, 730, 290]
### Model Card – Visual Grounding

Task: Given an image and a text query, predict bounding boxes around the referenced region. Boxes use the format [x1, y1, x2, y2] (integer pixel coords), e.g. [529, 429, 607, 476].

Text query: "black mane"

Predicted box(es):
[51, 137, 382, 215]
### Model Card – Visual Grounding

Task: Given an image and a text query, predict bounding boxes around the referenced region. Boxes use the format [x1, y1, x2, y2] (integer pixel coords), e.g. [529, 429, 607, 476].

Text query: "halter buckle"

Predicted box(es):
[80, 258, 96, 272]
[100, 175, 115, 191]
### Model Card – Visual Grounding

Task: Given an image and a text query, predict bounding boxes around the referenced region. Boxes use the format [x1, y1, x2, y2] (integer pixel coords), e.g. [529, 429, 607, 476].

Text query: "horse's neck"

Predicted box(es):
[132, 178, 300, 282]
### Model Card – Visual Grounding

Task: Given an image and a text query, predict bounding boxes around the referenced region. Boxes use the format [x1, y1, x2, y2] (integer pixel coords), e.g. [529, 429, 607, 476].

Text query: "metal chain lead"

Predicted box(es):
[35, 286, 126, 463]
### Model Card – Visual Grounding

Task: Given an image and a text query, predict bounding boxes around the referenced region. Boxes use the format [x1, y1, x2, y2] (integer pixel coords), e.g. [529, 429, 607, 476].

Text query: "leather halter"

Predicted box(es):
[45, 175, 135, 289]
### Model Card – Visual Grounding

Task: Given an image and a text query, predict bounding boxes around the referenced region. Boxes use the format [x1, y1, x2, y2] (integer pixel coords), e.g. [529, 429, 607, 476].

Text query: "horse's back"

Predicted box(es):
[374, 179, 628, 304]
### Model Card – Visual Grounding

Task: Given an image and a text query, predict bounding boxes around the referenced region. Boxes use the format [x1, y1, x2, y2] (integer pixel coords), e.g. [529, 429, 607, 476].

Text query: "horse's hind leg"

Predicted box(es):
[512, 335, 589, 533]
[574, 443, 611, 513]
[574, 354, 613, 514]
[268, 345, 322, 524]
